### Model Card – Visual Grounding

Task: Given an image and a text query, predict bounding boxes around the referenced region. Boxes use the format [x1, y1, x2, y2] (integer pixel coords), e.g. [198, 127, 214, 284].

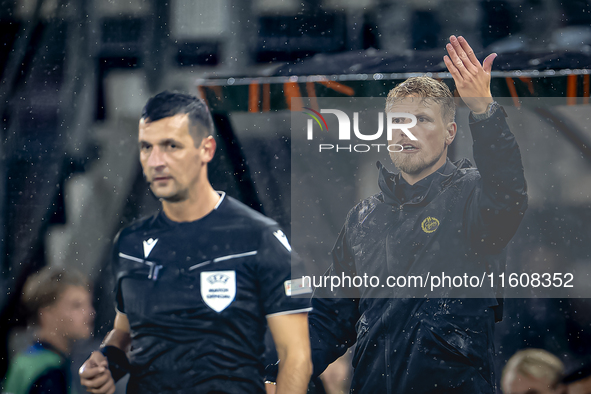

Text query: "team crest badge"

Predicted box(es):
[200, 271, 236, 312]
[421, 217, 440, 233]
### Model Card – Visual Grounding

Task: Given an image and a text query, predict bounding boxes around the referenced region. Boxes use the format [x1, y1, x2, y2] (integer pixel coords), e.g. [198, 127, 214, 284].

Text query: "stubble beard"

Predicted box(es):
[150, 181, 189, 203]
[389, 142, 447, 175]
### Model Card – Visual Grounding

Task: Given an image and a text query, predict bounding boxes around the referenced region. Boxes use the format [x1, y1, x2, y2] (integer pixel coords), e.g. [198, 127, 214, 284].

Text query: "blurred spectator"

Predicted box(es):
[501, 348, 566, 394]
[2, 267, 94, 394]
[563, 364, 591, 394]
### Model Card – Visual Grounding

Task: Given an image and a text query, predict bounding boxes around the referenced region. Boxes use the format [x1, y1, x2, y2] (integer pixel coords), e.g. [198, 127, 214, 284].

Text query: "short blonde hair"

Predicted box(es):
[385, 76, 456, 124]
[502, 349, 564, 387]
[22, 266, 89, 323]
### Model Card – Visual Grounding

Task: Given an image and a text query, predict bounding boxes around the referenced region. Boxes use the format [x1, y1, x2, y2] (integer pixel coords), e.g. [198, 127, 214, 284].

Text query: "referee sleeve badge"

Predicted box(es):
[284, 278, 312, 296]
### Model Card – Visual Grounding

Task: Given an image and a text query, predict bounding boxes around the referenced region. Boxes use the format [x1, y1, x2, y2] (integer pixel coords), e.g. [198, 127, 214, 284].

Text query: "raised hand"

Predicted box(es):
[443, 35, 495, 114]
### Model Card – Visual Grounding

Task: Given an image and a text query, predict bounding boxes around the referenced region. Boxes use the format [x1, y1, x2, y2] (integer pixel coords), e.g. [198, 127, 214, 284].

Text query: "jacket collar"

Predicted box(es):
[377, 158, 467, 206]
[31, 341, 69, 360]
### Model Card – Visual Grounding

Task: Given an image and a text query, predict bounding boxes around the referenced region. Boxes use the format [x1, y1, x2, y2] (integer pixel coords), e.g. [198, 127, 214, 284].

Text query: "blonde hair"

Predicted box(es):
[385, 76, 456, 124]
[502, 349, 564, 387]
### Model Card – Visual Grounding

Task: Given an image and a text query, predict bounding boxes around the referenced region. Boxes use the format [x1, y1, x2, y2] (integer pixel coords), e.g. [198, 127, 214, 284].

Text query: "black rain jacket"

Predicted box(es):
[309, 108, 528, 393]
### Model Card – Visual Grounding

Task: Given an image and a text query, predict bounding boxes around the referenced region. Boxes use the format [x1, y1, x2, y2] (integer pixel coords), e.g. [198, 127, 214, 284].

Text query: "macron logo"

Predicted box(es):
[143, 238, 158, 258]
[273, 230, 291, 252]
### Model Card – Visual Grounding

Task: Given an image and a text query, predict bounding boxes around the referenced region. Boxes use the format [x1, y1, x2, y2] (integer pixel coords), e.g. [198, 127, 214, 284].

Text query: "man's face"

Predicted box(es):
[387, 95, 455, 181]
[45, 286, 94, 341]
[502, 371, 564, 394]
[139, 114, 209, 202]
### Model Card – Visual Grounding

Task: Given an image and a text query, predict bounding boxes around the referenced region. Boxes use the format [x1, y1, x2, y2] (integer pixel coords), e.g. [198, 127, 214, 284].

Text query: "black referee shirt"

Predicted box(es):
[113, 193, 311, 393]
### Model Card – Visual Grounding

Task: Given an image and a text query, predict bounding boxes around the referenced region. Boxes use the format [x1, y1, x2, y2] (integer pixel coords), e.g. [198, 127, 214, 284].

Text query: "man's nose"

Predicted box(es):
[399, 119, 419, 140]
[147, 146, 166, 168]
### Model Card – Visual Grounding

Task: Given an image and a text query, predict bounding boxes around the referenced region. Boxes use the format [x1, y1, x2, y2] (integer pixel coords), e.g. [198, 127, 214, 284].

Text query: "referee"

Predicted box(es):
[79, 92, 312, 393]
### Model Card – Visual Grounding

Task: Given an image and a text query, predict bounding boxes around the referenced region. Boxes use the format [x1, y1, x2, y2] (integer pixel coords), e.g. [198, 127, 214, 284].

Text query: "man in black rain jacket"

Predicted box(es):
[308, 35, 528, 393]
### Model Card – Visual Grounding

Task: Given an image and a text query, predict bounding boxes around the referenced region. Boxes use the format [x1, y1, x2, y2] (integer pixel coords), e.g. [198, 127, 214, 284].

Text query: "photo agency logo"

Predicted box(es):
[301, 107, 419, 153]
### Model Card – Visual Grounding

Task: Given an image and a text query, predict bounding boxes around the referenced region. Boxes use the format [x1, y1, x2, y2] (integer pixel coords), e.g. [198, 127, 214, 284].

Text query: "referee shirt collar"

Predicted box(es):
[158, 191, 226, 226]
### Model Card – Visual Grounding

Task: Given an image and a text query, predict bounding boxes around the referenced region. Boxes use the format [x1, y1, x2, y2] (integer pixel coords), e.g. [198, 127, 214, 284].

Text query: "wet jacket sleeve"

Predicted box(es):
[112, 230, 125, 314]
[308, 224, 360, 378]
[466, 107, 528, 253]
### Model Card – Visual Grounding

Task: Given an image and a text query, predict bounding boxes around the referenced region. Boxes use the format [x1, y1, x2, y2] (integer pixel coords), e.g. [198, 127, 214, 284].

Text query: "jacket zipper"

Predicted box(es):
[383, 304, 392, 394]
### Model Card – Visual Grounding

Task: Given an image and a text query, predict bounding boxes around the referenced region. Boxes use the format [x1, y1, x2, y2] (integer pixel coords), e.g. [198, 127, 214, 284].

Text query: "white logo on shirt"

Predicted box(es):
[143, 238, 158, 258]
[201, 270, 236, 312]
[273, 230, 291, 252]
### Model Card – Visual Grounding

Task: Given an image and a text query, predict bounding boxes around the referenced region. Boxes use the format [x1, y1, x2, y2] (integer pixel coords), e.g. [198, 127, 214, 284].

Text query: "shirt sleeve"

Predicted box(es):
[111, 229, 125, 314]
[256, 226, 311, 317]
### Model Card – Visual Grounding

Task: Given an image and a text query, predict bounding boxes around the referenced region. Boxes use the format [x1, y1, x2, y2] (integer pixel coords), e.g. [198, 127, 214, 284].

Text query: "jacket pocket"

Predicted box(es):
[426, 324, 473, 363]
[422, 310, 493, 369]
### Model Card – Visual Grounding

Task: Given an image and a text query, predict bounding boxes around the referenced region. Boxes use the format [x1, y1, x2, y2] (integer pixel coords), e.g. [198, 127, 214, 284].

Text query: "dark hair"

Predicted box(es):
[22, 266, 90, 324]
[141, 91, 214, 144]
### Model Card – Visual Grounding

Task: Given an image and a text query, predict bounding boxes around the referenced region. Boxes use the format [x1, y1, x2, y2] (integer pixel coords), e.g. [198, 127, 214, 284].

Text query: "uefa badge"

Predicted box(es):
[200, 271, 236, 312]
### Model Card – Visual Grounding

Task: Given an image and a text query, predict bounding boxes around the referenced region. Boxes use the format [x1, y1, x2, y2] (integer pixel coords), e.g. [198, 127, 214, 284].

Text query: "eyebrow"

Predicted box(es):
[159, 138, 180, 145]
[414, 112, 434, 118]
[139, 138, 182, 146]
[391, 112, 433, 119]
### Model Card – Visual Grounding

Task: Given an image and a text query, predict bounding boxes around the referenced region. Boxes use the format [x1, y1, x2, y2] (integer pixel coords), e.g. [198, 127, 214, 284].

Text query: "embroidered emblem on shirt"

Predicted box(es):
[421, 217, 440, 233]
[273, 230, 292, 252]
[143, 238, 158, 258]
[201, 271, 236, 312]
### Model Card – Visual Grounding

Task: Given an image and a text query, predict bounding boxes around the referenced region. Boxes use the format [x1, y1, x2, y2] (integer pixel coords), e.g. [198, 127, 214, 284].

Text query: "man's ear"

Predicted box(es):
[445, 122, 457, 146]
[201, 136, 216, 163]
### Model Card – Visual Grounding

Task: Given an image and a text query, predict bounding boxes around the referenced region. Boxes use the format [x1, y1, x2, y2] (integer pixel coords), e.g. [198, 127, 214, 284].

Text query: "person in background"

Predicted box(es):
[2, 267, 95, 394]
[501, 348, 566, 394]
